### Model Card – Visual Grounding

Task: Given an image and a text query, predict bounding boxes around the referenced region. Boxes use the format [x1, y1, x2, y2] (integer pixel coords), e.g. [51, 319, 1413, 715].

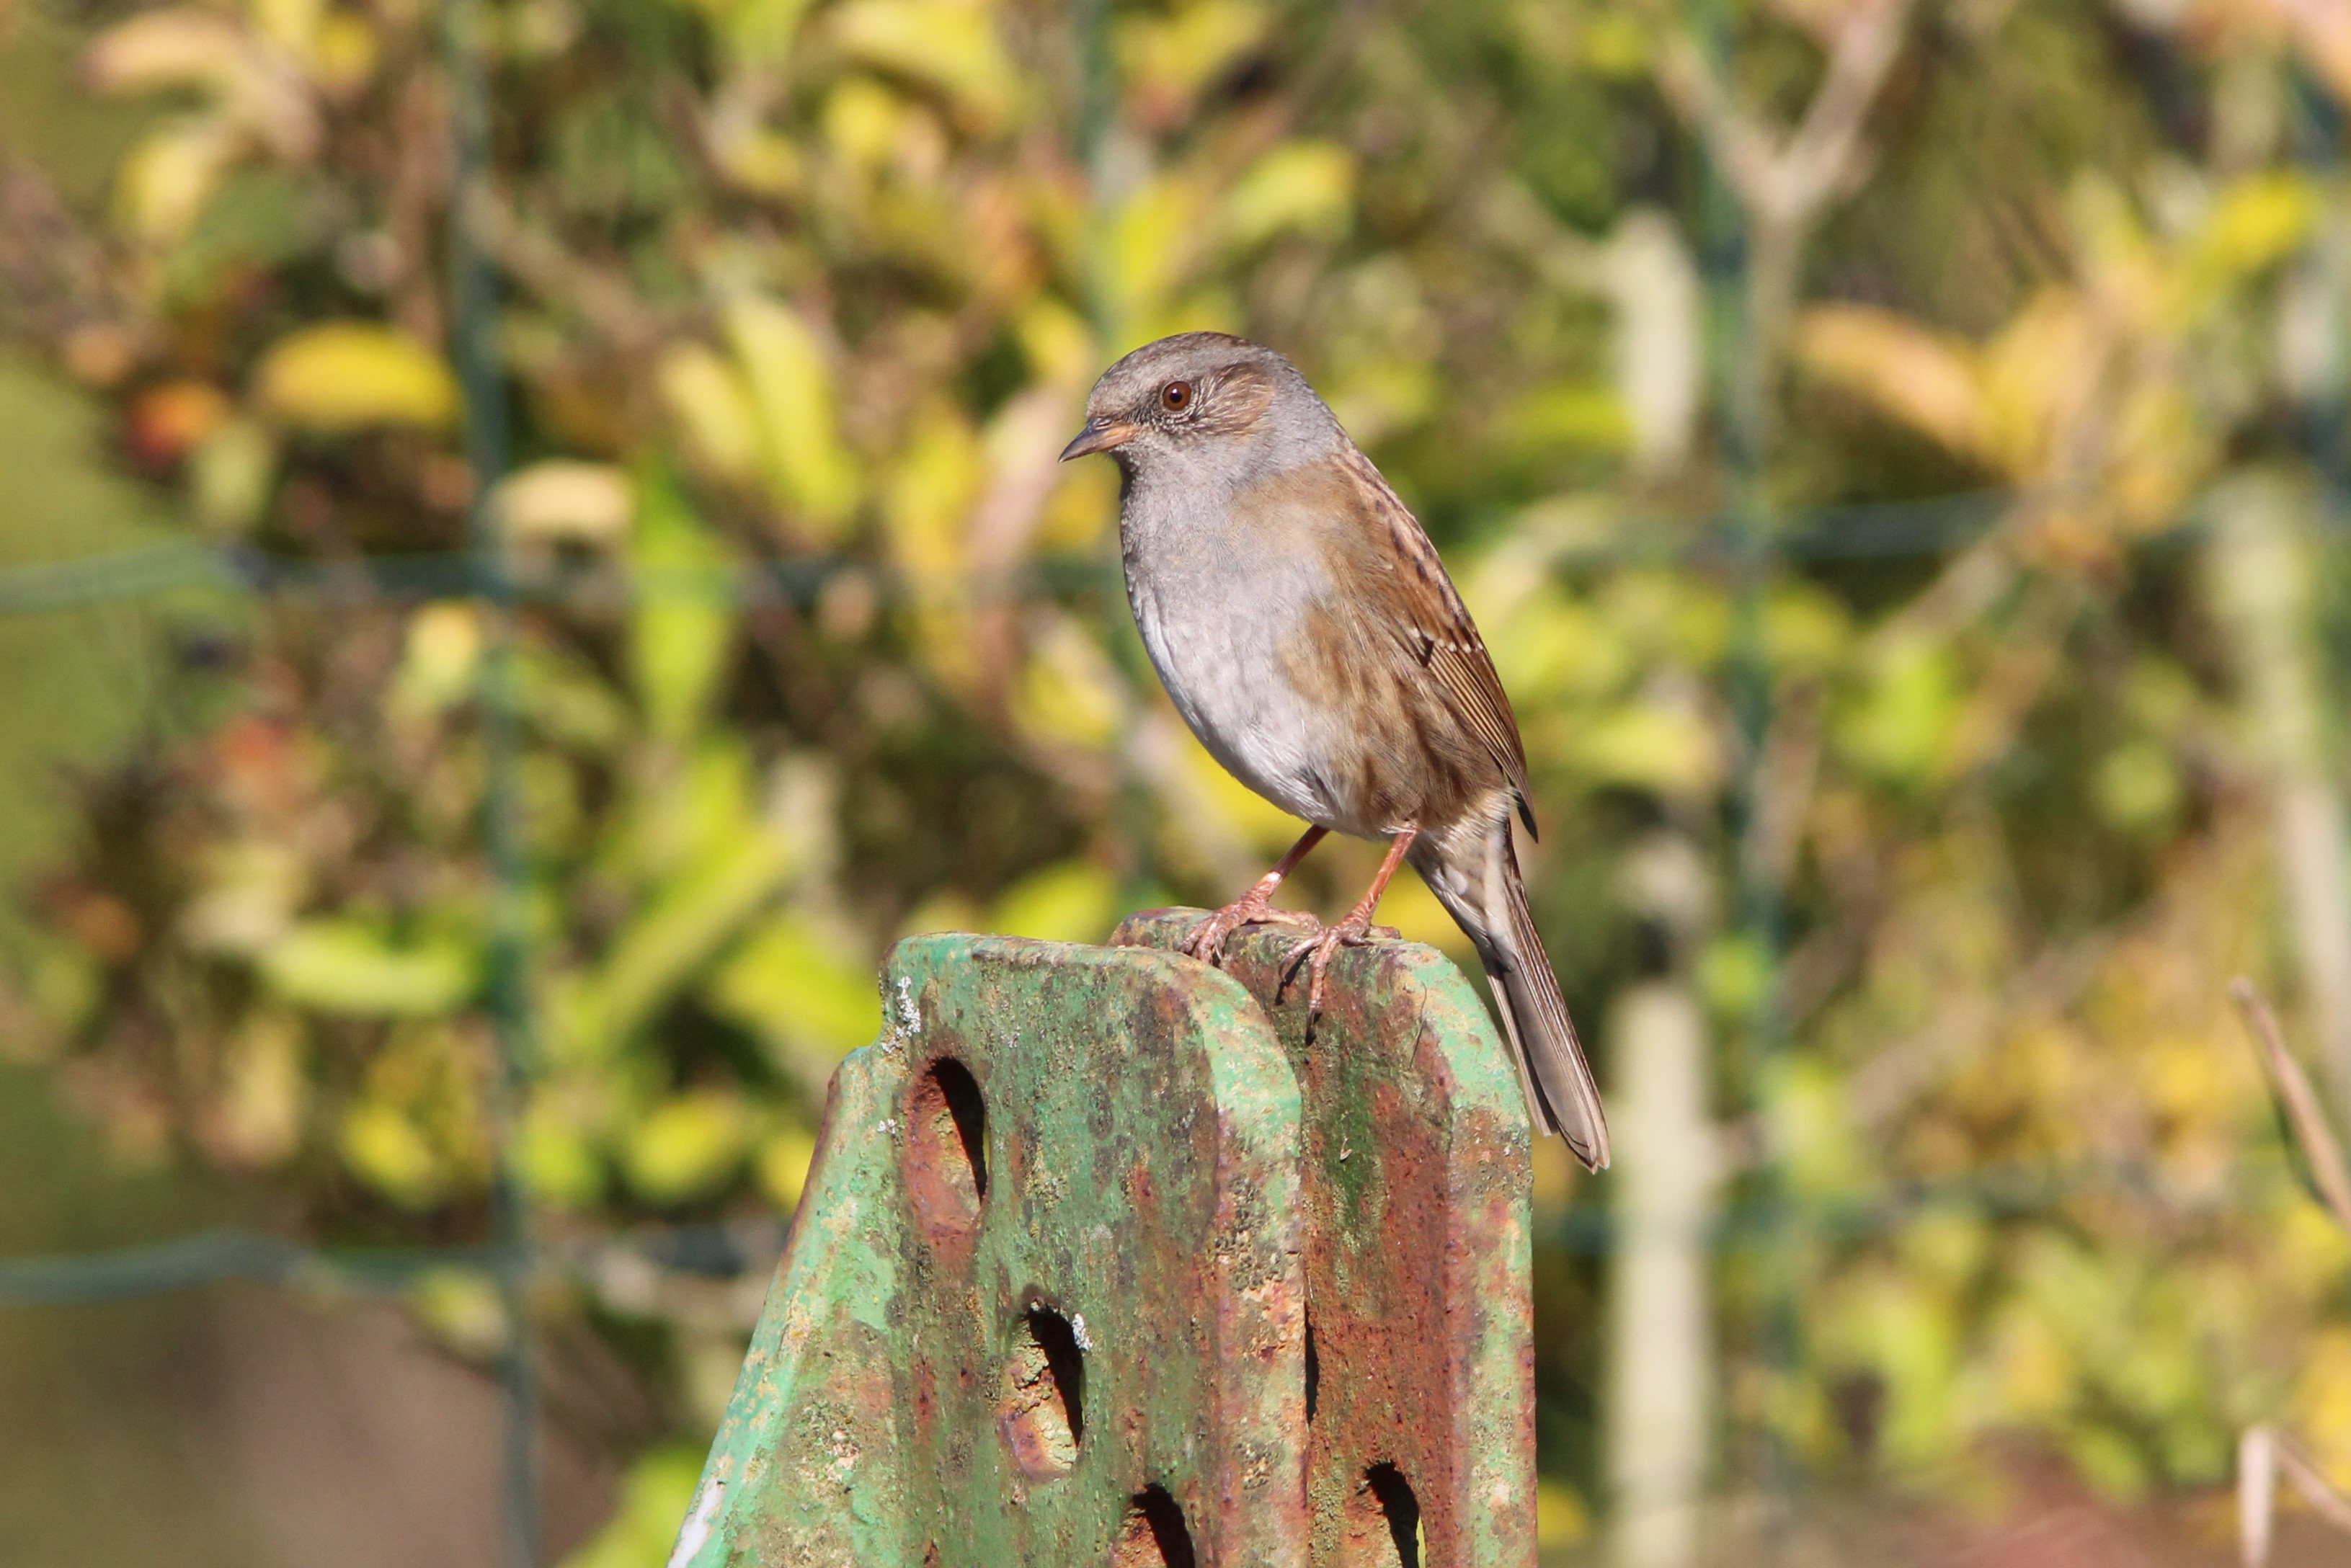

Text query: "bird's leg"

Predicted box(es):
[1281, 824, 1417, 1019]
[1183, 825, 1330, 966]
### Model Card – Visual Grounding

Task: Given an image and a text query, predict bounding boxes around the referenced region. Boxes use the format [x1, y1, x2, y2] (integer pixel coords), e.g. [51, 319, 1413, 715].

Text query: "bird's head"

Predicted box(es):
[1059, 332, 1334, 479]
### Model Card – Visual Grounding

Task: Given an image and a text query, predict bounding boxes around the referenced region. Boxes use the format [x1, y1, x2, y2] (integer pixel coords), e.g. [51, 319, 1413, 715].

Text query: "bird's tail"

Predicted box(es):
[1413, 819, 1610, 1170]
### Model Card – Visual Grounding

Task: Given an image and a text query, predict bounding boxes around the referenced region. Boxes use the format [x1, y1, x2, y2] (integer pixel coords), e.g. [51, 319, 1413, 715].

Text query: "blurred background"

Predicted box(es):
[6, 0, 2351, 1561]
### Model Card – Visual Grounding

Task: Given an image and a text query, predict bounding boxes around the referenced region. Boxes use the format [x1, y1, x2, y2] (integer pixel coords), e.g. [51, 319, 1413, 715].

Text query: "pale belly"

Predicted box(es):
[1126, 550, 1351, 832]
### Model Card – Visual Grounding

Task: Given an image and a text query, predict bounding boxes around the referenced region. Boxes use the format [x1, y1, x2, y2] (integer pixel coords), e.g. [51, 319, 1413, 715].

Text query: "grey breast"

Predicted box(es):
[1120, 472, 1345, 829]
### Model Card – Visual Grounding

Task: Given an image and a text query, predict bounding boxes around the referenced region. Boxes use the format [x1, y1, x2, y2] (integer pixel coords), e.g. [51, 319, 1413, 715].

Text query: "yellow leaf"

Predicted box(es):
[623, 1091, 752, 1204]
[707, 915, 882, 1061]
[1795, 304, 1990, 467]
[1011, 617, 1126, 750]
[2190, 172, 2319, 286]
[1498, 383, 1630, 455]
[828, 0, 1017, 134]
[115, 117, 242, 243]
[517, 1095, 604, 1210]
[1219, 141, 1355, 251]
[883, 406, 982, 577]
[252, 0, 324, 58]
[190, 416, 277, 533]
[391, 601, 482, 715]
[1103, 174, 1208, 334]
[1979, 290, 2097, 473]
[724, 294, 861, 537]
[657, 342, 765, 483]
[84, 9, 246, 94]
[254, 321, 459, 432]
[1836, 637, 1958, 786]
[990, 861, 1117, 943]
[1536, 1479, 1589, 1547]
[340, 1101, 446, 1208]
[1114, 0, 1269, 110]
[561, 1447, 708, 1568]
[1570, 701, 1720, 797]
[755, 1126, 819, 1213]
[412, 1269, 507, 1358]
[208, 1012, 305, 1167]
[497, 460, 634, 545]
[311, 12, 379, 94]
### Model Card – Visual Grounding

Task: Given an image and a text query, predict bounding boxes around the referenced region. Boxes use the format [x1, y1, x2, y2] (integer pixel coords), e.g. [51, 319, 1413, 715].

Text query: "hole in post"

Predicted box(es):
[1304, 1314, 1319, 1423]
[999, 1304, 1084, 1479]
[1108, 1485, 1196, 1568]
[1338, 1463, 1422, 1568]
[905, 1056, 987, 1237]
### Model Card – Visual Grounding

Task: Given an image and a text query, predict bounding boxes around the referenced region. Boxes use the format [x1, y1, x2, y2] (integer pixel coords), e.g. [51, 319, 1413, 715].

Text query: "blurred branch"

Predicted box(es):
[1653, 0, 1919, 231]
[466, 187, 674, 353]
[2229, 976, 2351, 1234]
[2239, 1424, 2351, 1567]
[0, 156, 138, 358]
[1848, 935, 2107, 1132]
[2213, 479, 2351, 1126]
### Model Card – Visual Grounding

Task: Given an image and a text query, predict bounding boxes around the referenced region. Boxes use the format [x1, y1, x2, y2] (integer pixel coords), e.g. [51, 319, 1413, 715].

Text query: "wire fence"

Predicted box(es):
[6, 16, 2350, 1568]
[0, 1149, 2311, 1309]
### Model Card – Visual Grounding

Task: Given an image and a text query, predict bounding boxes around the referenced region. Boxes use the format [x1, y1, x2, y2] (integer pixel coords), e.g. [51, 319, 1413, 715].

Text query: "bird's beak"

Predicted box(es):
[1059, 417, 1139, 462]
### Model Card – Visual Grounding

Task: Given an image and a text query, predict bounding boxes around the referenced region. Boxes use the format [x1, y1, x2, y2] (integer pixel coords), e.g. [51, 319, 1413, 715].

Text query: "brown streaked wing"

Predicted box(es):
[1329, 445, 1538, 834]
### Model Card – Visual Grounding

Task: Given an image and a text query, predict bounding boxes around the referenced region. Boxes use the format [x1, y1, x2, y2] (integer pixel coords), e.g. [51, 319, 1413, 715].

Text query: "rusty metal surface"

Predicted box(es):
[678, 920, 1533, 1567]
[1114, 912, 1537, 1568]
[676, 933, 1308, 1567]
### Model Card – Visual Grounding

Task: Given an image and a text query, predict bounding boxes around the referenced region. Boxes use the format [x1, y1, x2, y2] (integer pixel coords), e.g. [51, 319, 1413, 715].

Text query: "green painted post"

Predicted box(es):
[674, 918, 1534, 1567]
[1116, 914, 1538, 1567]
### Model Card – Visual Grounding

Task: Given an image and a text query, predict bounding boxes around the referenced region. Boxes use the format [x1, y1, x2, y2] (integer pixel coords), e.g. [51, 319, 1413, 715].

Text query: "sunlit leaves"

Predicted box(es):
[827, 0, 1019, 135]
[1796, 306, 1992, 468]
[337, 1023, 493, 1207]
[497, 460, 634, 549]
[1114, 0, 1270, 128]
[721, 295, 861, 538]
[707, 914, 883, 1065]
[259, 919, 479, 1017]
[560, 1446, 708, 1568]
[988, 860, 1118, 943]
[623, 1090, 753, 1205]
[1219, 141, 1356, 251]
[252, 322, 459, 432]
[628, 474, 737, 743]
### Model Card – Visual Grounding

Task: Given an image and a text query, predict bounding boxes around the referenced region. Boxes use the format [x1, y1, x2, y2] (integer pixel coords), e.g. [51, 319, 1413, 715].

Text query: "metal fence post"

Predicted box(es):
[672, 917, 1535, 1567]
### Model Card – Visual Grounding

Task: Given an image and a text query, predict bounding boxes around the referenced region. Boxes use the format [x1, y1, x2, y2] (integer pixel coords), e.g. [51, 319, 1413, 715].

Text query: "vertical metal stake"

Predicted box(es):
[443, 2, 540, 1562]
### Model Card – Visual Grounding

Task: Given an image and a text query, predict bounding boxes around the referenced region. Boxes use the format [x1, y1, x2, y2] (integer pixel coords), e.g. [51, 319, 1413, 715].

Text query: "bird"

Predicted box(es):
[1059, 330, 1609, 1170]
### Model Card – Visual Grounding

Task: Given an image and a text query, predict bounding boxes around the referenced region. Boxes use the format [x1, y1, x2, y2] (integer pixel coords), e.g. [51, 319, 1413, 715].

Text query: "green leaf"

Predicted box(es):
[559, 1446, 708, 1568]
[1836, 638, 1958, 786]
[707, 914, 881, 1063]
[259, 919, 478, 1017]
[628, 468, 737, 742]
[575, 812, 801, 1059]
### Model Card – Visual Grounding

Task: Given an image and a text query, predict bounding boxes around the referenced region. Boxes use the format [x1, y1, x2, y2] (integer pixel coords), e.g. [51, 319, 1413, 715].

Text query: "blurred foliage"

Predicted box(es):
[7, 0, 2351, 1548]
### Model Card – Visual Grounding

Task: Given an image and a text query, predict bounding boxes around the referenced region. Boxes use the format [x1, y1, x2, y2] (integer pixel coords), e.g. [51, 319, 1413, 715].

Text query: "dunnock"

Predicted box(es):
[1061, 331, 1609, 1169]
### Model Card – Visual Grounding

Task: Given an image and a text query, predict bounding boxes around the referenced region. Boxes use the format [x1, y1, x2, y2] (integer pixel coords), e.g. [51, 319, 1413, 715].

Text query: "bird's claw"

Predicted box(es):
[1277, 917, 1400, 1020]
[1181, 901, 1320, 967]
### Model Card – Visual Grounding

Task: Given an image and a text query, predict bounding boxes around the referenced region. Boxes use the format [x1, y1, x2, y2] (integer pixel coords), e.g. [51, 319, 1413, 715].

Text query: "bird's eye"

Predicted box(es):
[1160, 380, 1192, 411]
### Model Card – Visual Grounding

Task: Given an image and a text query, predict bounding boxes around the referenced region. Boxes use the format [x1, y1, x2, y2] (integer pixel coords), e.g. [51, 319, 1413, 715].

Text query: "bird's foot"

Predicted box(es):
[1181, 896, 1320, 967]
[1277, 914, 1402, 1020]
